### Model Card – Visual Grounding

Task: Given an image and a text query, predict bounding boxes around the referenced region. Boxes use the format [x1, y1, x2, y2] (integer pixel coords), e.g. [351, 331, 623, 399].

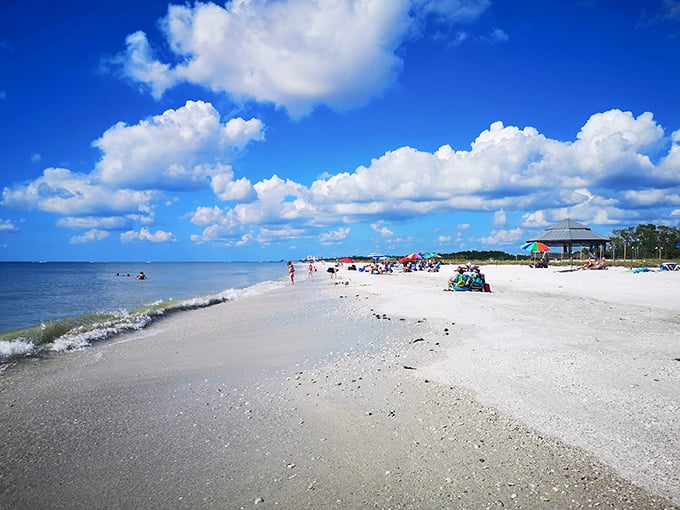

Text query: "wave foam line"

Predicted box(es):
[0, 278, 285, 364]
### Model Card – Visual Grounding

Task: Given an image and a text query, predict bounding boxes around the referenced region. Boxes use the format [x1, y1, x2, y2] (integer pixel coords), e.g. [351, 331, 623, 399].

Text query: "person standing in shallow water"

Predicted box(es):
[287, 261, 295, 285]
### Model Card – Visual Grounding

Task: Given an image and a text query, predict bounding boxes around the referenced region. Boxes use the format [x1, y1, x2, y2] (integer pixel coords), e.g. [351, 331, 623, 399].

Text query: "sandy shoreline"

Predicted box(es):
[0, 263, 678, 509]
[340, 264, 680, 506]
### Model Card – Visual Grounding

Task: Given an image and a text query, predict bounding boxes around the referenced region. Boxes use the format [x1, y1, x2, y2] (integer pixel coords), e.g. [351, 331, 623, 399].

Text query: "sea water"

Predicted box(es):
[0, 261, 290, 362]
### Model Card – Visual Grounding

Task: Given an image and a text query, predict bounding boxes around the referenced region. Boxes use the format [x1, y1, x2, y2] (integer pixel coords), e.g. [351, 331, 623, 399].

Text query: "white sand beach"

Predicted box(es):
[342, 264, 680, 506]
[0, 263, 678, 509]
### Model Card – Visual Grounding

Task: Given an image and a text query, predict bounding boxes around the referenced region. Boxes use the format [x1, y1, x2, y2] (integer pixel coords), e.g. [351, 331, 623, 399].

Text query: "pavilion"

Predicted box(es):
[526, 219, 609, 259]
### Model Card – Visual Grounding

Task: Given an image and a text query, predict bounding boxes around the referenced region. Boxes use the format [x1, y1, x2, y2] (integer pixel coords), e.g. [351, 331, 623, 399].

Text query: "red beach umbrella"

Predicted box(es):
[400, 252, 422, 262]
[339, 257, 353, 263]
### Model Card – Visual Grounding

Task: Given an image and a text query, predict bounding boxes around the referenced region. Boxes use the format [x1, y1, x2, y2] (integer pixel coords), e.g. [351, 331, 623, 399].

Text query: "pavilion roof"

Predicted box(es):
[526, 219, 609, 244]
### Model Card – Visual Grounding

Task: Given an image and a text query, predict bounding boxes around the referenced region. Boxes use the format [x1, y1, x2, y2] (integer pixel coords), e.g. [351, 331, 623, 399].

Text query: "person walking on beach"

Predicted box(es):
[287, 261, 295, 285]
[308, 262, 316, 279]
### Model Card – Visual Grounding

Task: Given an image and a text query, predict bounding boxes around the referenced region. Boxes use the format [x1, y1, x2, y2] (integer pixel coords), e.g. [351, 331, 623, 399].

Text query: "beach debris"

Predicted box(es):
[403, 365, 417, 370]
[254, 496, 265, 504]
[411, 338, 425, 344]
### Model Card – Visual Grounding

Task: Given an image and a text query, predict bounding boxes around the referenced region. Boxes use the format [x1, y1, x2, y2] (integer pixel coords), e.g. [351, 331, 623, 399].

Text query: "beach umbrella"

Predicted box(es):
[339, 257, 353, 263]
[521, 241, 551, 253]
[400, 252, 422, 262]
[422, 252, 440, 259]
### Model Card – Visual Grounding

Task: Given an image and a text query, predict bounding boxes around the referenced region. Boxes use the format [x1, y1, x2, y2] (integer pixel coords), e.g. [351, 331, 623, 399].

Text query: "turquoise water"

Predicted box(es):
[0, 261, 290, 361]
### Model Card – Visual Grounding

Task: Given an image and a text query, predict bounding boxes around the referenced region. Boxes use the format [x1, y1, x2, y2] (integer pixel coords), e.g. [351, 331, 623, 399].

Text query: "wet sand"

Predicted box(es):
[0, 263, 678, 509]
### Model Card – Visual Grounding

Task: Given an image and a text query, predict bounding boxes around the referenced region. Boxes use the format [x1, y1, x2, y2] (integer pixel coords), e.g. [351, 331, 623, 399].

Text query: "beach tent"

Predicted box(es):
[525, 219, 609, 261]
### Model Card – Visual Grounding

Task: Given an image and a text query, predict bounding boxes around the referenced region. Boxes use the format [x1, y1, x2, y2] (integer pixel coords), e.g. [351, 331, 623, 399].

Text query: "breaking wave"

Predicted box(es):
[0, 278, 285, 365]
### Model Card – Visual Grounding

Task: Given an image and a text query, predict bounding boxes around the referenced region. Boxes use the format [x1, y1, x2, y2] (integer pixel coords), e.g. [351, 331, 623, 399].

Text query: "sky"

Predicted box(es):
[1, 0, 679, 262]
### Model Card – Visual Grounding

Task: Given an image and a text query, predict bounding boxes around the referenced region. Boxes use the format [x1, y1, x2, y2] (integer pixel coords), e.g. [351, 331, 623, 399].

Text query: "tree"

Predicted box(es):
[608, 223, 680, 259]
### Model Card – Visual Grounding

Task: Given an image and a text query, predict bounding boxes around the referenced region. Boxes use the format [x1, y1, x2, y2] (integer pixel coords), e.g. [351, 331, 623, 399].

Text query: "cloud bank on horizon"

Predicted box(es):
[1, 0, 679, 260]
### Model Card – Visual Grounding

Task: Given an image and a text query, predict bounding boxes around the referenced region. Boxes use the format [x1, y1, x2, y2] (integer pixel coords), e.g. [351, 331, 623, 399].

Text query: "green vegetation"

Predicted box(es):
[438, 250, 520, 263]
[609, 224, 680, 260]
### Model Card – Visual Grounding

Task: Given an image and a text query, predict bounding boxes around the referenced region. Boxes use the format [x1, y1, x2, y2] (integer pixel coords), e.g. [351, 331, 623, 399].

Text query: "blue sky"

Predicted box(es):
[1, 0, 679, 262]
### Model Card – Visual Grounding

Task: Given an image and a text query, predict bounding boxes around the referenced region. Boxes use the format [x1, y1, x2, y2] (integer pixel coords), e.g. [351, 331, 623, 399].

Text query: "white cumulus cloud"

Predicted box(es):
[70, 229, 110, 244]
[206, 109, 679, 240]
[57, 216, 132, 230]
[320, 226, 350, 244]
[120, 227, 176, 243]
[93, 100, 263, 190]
[119, 0, 485, 116]
[0, 218, 19, 232]
[1, 168, 155, 216]
[479, 228, 522, 245]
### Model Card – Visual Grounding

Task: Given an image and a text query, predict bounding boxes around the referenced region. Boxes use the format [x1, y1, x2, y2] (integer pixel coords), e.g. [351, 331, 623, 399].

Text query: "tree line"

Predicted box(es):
[438, 250, 518, 262]
[608, 224, 680, 259]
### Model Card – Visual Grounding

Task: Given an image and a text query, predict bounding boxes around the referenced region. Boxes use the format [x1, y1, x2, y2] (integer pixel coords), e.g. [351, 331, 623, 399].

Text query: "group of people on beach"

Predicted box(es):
[287, 258, 494, 293]
[446, 264, 490, 292]
[529, 253, 550, 268]
[289, 260, 351, 284]
[286, 256, 495, 294]
[356, 259, 441, 274]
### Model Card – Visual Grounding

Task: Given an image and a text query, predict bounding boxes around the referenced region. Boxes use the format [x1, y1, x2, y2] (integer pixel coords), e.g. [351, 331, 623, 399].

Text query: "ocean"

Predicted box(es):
[0, 261, 290, 362]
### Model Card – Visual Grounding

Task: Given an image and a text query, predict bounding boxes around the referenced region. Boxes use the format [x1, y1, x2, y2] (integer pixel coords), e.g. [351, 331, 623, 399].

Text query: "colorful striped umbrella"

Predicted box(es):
[400, 252, 422, 262]
[521, 241, 551, 252]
